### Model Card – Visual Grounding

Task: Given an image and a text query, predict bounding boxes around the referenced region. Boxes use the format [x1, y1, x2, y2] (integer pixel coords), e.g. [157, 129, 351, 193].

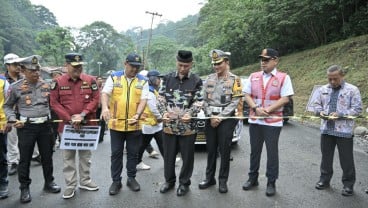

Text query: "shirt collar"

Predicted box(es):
[328, 80, 345, 89]
[66, 73, 81, 81]
[175, 71, 191, 79]
[263, 68, 277, 76]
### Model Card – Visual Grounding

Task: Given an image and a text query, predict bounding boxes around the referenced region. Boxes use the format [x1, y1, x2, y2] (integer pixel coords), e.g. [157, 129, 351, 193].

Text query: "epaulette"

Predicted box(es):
[50, 80, 57, 90]
[12, 78, 25, 86]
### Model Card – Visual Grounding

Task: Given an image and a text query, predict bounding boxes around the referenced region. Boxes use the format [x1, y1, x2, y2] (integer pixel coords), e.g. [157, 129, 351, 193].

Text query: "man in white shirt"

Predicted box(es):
[242, 48, 294, 197]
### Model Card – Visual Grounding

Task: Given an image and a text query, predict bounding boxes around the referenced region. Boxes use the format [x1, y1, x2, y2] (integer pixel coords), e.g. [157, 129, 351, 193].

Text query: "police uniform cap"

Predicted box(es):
[65, 53, 85, 66]
[210, 49, 231, 64]
[147, 69, 163, 77]
[17, 55, 42, 70]
[176, 50, 193, 63]
[3, 53, 20, 64]
[258, 48, 279, 59]
[126, 53, 143, 66]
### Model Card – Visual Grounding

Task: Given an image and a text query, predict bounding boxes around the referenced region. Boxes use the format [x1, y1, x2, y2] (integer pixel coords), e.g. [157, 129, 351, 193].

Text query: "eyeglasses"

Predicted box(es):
[213, 61, 223, 66]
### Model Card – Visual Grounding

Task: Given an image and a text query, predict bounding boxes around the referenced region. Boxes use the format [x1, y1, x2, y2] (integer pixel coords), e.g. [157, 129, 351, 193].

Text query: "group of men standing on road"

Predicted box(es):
[0, 46, 367, 204]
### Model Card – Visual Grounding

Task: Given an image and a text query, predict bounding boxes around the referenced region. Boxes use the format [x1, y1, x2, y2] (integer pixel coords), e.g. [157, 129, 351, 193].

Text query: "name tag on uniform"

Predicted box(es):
[60, 86, 71, 90]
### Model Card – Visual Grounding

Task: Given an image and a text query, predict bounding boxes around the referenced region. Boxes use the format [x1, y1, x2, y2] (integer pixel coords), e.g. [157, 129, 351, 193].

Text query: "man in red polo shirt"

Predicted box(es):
[50, 53, 100, 199]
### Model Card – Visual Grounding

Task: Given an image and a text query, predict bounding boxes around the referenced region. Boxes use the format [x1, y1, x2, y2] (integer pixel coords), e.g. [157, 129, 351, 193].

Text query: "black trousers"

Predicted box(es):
[138, 130, 164, 163]
[204, 119, 238, 182]
[17, 123, 55, 189]
[163, 133, 196, 186]
[50, 110, 59, 145]
[110, 130, 142, 181]
[0, 133, 7, 186]
[319, 134, 355, 188]
[96, 107, 106, 142]
[248, 124, 282, 182]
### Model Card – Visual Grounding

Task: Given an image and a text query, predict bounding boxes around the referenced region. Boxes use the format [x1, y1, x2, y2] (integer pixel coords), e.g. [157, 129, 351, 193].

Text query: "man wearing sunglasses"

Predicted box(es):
[242, 48, 294, 196]
[50, 53, 100, 199]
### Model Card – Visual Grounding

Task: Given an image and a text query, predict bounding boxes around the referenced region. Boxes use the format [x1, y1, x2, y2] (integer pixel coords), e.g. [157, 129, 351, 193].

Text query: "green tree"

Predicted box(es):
[0, 0, 59, 56]
[75, 21, 134, 76]
[35, 27, 74, 66]
[146, 36, 178, 72]
[33, 5, 58, 28]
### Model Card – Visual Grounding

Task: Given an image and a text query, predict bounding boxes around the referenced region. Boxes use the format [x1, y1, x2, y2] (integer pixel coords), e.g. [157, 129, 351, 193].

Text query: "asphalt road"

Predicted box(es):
[2, 121, 368, 208]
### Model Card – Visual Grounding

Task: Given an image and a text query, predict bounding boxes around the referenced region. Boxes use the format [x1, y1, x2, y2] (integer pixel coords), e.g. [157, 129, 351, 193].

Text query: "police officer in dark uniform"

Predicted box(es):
[198, 49, 243, 193]
[4, 55, 61, 203]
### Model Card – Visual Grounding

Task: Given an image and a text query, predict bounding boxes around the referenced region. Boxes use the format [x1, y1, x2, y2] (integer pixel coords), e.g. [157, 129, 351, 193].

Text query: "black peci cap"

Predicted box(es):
[176, 50, 193, 63]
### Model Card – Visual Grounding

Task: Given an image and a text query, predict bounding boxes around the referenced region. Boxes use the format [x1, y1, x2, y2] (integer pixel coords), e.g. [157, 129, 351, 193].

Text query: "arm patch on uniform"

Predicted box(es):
[91, 83, 98, 91]
[50, 81, 57, 90]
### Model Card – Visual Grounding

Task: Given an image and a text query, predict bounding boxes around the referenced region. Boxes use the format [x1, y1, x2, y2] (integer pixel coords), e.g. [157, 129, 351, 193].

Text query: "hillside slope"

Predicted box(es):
[233, 34, 368, 120]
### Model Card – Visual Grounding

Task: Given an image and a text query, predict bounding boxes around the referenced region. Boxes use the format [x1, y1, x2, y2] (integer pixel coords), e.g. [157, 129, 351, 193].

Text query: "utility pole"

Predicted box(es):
[97, 62, 102, 76]
[145, 11, 162, 69]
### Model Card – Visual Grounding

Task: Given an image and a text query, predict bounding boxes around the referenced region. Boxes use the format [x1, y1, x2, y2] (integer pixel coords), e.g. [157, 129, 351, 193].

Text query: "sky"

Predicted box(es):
[29, 0, 204, 32]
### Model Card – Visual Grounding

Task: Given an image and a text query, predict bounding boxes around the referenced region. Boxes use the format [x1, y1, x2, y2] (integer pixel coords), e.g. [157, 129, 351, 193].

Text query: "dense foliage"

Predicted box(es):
[1, 0, 367, 77]
[0, 0, 57, 58]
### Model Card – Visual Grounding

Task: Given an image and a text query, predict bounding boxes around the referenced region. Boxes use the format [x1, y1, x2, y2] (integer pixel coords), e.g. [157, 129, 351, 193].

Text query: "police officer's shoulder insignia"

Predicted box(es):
[50, 81, 57, 90]
[235, 77, 241, 87]
[91, 83, 98, 91]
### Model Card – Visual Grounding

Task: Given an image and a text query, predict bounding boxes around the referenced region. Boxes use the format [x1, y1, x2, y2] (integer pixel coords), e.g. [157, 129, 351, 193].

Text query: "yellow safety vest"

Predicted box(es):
[108, 73, 146, 131]
[142, 89, 159, 126]
[0, 79, 6, 130]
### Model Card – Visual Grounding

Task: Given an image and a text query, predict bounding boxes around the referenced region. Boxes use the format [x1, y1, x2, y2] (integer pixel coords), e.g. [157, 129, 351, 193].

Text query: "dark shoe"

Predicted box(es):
[341, 186, 353, 196]
[242, 179, 259, 190]
[177, 184, 189, 196]
[109, 181, 122, 195]
[8, 163, 17, 176]
[160, 182, 175, 193]
[127, 178, 140, 192]
[218, 181, 228, 193]
[198, 178, 216, 189]
[315, 181, 330, 190]
[20, 188, 31, 203]
[31, 155, 42, 164]
[44, 182, 61, 193]
[0, 184, 9, 199]
[365, 188, 368, 194]
[266, 182, 276, 196]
